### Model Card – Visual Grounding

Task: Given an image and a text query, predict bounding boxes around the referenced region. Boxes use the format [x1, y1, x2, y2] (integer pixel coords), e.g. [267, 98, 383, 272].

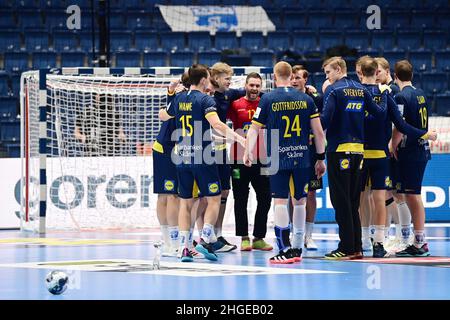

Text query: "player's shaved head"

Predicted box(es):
[360, 57, 378, 77]
[274, 61, 292, 80]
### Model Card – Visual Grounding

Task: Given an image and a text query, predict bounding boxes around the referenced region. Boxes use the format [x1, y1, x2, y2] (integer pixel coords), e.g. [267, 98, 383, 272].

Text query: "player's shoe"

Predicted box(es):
[212, 236, 237, 253]
[252, 239, 273, 251]
[269, 249, 296, 264]
[350, 252, 364, 260]
[195, 239, 218, 261]
[162, 246, 178, 257]
[372, 242, 388, 258]
[241, 239, 252, 251]
[289, 248, 302, 262]
[180, 248, 193, 262]
[189, 247, 205, 259]
[395, 243, 430, 257]
[362, 237, 372, 252]
[324, 249, 351, 260]
[304, 236, 318, 251]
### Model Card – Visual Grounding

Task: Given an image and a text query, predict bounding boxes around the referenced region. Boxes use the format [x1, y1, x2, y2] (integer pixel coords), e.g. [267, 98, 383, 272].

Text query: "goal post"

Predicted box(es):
[20, 67, 274, 233]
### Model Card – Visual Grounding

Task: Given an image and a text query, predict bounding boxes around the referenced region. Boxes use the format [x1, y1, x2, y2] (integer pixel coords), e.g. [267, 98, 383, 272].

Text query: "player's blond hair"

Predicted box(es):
[210, 62, 233, 77]
[322, 56, 347, 73]
[375, 57, 390, 71]
[274, 61, 292, 80]
[360, 57, 378, 77]
[356, 55, 371, 68]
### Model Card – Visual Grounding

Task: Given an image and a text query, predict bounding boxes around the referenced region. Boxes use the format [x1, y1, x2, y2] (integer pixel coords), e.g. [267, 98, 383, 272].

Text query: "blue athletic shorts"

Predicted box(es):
[217, 163, 231, 191]
[396, 161, 428, 194]
[269, 168, 310, 200]
[177, 165, 222, 199]
[153, 150, 178, 194]
[360, 158, 391, 191]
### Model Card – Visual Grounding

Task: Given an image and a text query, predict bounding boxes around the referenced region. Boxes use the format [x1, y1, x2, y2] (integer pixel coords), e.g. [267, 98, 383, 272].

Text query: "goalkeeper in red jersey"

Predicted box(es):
[227, 72, 273, 252]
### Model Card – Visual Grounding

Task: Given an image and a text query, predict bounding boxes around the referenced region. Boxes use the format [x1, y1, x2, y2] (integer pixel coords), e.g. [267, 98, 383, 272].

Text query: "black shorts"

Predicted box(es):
[360, 158, 391, 191]
[396, 161, 428, 195]
[153, 150, 178, 194]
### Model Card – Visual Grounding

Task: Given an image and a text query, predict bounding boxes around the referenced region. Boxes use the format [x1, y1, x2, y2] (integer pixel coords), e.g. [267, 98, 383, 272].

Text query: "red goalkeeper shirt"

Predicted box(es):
[227, 96, 266, 163]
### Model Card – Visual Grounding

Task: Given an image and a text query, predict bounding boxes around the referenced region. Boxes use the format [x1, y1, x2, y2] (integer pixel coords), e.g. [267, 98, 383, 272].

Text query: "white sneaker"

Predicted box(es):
[163, 246, 178, 257]
[362, 237, 372, 252]
[304, 236, 318, 250]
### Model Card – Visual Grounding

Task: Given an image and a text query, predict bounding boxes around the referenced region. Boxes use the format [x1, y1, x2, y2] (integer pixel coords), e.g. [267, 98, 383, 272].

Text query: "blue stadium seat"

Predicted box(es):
[435, 93, 450, 116]
[0, 120, 20, 142]
[383, 50, 407, 68]
[0, 73, 10, 97]
[249, 0, 273, 7]
[25, 31, 49, 51]
[32, 51, 57, 69]
[60, 52, 86, 67]
[45, 11, 67, 29]
[10, 74, 20, 97]
[385, 10, 410, 29]
[115, 52, 141, 67]
[170, 51, 195, 68]
[435, 51, 450, 71]
[307, 11, 333, 29]
[292, 30, 316, 51]
[79, 31, 98, 51]
[170, 0, 192, 4]
[267, 31, 290, 51]
[17, 10, 44, 29]
[241, 32, 265, 51]
[283, 12, 307, 30]
[409, 50, 433, 71]
[311, 72, 326, 94]
[250, 50, 274, 67]
[5, 142, 20, 157]
[266, 10, 283, 29]
[110, 31, 133, 52]
[371, 30, 395, 50]
[123, 0, 144, 10]
[160, 32, 185, 51]
[150, 11, 170, 31]
[127, 11, 152, 29]
[437, 11, 450, 28]
[420, 72, 448, 95]
[344, 30, 369, 50]
[411, 10, 437, 28]
[109, 11, 125, 29]
[215, 31, 238, 50]
[0, 31, 22, 51]
[0, 97, 18, 119]
[52, 31, 79, 52]
[3, 52, 29, 72]
[197, 50, 222, 66]
[423, 30, 448, 51]
[334, 10, 359, 28]
[143, 51, 167, 67]
[134, 31, 159, 51]
[188, 32, 212, 51]
[0, 11, 16, 29]
[396, 30, 422, 50]
[318, 30, 343, 50]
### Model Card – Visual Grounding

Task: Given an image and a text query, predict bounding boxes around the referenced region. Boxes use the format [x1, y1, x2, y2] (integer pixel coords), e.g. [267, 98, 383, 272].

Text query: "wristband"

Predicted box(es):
[316, 152, 325, 160]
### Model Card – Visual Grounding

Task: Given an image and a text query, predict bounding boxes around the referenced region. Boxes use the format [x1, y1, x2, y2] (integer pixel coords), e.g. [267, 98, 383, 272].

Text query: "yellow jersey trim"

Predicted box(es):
[152, 141, 164, 154]
[336, 143, 364, 153]
[310, 113, 320, 119]
[363, 150, 387, 159]
[252, 120, 264, 127]
[214, 143, 227, 151]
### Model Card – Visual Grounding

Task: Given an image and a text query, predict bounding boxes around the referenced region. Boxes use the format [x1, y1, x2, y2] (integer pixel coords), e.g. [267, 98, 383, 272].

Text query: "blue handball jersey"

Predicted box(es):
[395, 85, 431, 162]
[251, 86, 319, 170]
[213, 88, 245, 122]
[166, 89, 218, 167]
[363, 84, 427, 158]
[154, 92, 177, 154]
[321, 77, 387, 153]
